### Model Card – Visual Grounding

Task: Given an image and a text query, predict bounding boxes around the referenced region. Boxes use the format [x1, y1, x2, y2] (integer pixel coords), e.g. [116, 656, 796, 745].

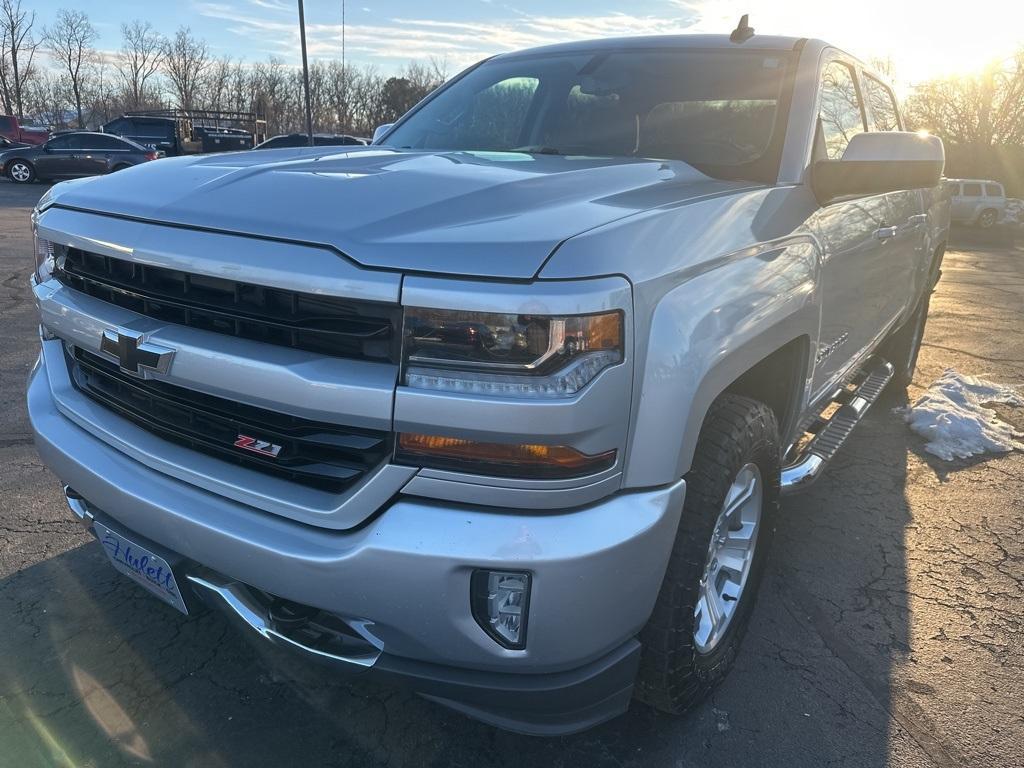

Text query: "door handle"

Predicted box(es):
[874, 226, 898, 240]
[907, 214, 928, 227]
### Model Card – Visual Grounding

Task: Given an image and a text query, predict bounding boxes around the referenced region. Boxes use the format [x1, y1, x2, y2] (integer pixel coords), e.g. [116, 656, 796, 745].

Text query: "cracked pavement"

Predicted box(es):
[1, 182, 1022, 767]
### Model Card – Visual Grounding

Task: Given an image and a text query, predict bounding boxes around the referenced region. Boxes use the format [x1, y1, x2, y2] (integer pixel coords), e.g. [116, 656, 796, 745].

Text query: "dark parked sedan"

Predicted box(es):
[0, 136, 28, 151]
[1, 131, 158, 184]
[255, 133, 367, 150]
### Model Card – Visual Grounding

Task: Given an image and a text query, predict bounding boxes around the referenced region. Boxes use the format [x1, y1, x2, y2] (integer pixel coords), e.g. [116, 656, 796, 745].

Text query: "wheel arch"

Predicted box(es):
[624, 294, 818, 488]
[672, 327, 814, 478]
[721, 336, 810, 447]
[4, 156, 34, 174]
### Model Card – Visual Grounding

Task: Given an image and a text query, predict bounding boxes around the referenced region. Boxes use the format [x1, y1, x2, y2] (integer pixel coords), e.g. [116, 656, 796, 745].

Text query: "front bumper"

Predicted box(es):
[28, 354, 686, 734]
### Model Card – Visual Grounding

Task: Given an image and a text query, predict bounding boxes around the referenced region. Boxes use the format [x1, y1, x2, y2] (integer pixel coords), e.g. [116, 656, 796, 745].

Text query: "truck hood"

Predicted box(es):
[46, 147, 755, 279]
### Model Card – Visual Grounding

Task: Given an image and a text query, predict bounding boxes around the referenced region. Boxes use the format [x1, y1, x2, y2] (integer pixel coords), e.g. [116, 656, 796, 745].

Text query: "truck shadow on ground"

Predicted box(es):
[0, 408, 923, 768]
[948, 223, 1020, 252]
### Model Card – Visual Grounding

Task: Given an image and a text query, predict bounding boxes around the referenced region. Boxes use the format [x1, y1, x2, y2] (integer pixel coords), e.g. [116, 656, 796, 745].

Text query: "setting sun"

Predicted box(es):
[684, 0, 1024, 85]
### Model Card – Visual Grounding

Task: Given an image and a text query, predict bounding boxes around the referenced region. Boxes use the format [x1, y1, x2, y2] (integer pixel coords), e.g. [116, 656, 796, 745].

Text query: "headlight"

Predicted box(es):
[402, 309, 623, 398]
[31, 213, 55, 283]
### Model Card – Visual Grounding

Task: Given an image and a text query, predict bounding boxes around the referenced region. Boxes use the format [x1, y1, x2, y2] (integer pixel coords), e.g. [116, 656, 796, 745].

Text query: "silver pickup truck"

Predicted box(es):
[27, 28, 949, 735]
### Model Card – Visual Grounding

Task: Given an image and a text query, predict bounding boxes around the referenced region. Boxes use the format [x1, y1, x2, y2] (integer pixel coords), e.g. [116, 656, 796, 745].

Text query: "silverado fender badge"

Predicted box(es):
[815, 331, 850, 365]
[234, 435, 283, 458]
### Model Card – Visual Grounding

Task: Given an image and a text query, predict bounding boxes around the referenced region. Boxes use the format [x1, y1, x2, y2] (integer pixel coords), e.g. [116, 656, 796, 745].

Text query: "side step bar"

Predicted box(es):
[780, 360, 894, 494]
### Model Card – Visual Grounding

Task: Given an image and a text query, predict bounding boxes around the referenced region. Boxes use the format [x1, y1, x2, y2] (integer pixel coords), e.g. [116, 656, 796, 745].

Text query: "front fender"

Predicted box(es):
[624, 238, 821, 488]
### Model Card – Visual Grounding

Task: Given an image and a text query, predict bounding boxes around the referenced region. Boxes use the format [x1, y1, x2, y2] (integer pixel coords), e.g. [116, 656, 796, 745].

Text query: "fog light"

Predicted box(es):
[472, 570, 531, 649]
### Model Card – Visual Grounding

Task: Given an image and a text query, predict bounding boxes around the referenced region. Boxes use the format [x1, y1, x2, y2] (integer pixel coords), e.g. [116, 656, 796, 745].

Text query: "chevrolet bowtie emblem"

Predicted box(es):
[100, 329, 175, 377]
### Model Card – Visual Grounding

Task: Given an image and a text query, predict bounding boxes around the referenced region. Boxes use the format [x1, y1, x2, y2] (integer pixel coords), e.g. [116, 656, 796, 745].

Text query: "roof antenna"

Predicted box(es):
[729, 14, 755, 44]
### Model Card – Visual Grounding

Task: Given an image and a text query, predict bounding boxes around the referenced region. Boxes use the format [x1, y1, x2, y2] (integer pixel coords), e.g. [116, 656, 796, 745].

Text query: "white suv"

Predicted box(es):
[947, 178, 1006, 228]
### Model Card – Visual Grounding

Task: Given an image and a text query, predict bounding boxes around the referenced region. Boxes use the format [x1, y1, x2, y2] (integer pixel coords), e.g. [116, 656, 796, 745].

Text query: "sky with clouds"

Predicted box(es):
[26, 0, 1024, 86]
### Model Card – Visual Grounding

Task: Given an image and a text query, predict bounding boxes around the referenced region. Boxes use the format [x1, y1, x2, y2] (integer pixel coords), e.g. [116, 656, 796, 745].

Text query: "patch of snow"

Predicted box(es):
[1004, 198, 1023, 226]
[903, 369, 1023, 461]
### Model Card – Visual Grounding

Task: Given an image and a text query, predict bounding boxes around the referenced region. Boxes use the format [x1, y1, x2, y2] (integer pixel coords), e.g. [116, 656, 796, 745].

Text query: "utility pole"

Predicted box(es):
[341, 0, 347, 133]
[297, 0, 314, 146]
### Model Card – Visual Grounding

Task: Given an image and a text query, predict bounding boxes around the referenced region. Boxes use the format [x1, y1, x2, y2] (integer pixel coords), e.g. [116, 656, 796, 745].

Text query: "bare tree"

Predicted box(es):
[162, 26, 209, 111]
[0, 0, 41, 115]
[23, 69, 65, 128]
[202, 55, 234, 112]
[226, 59, 250, 114]
[251, 56, 293, 133]
[86, 57, 118, 125]
[903, 48, 1024, 195]
[906, 51, 1024, 148]
[117, 20, 165, 110]
[44, 9, 98, 127]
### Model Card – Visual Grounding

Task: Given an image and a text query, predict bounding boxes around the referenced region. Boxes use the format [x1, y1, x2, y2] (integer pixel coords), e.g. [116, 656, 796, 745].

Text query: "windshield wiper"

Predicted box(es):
[512, 146, 564, 156]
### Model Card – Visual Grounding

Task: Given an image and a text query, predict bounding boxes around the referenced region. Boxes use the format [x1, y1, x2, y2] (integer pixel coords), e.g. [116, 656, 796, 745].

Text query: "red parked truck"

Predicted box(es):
[0, 115, 48, 145]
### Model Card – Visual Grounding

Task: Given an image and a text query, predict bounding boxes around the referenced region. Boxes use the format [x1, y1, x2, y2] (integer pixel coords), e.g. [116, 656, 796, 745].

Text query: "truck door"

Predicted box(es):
[808, 60, 895, 399]
[862, 73, 929, 330]
[882, 188, 927, 325]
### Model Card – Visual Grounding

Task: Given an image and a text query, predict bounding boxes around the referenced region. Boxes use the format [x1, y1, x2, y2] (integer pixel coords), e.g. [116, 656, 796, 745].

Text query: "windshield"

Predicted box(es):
[385, 47, 793, 182]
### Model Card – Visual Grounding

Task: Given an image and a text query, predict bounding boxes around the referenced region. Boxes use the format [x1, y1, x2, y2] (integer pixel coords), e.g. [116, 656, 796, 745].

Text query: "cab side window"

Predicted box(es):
[819, 62, 865, 160]
[985, 183, 1004, 197]
[863, 76, 900, 132]
[962, 183, 983, 197]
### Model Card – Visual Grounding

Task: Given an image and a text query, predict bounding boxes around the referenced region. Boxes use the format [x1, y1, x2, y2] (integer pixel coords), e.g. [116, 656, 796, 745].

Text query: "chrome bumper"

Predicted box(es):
[30, 352, 685, 675]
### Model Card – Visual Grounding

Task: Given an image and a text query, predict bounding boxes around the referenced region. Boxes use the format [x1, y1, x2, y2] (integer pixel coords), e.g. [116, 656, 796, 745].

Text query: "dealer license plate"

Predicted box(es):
[94, 521, 188, 614]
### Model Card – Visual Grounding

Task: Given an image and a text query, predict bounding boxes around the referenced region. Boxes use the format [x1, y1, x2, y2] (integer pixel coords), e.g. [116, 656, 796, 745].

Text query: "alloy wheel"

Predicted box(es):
[693, 462, 763, 654]
[9, 162, 30, 183]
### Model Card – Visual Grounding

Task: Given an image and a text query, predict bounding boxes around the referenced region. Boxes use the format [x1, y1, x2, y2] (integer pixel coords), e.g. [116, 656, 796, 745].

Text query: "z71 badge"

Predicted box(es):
[234, 435, 283, 458]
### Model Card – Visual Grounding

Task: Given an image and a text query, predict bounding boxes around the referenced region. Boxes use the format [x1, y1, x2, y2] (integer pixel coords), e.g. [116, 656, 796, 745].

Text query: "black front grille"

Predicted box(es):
[69, 348, 391, 493]
[55, 248, 400, 363]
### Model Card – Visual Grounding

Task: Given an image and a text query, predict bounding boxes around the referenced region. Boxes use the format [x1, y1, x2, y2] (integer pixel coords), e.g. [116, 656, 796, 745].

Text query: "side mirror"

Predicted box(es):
[812, 132, 944, 205]
[372, 123, 394, 145]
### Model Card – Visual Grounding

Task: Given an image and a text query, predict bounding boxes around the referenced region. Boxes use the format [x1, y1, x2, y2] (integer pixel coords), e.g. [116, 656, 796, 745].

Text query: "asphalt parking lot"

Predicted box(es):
[0, 180, 1021, 768]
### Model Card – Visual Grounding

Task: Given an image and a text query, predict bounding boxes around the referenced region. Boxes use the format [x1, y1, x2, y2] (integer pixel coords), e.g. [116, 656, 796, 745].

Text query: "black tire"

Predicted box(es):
[111, 163, 131, 173]
[976, 208, 998, 229]
[634, 394, 780, 714]
[881, 248, 942, 390]
[6, 159, 35, 184]
[881, 291, 930, 390]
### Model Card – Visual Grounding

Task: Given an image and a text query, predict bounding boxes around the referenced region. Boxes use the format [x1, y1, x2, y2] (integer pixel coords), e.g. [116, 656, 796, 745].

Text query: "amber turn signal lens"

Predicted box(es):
[396, 433, 616, 479]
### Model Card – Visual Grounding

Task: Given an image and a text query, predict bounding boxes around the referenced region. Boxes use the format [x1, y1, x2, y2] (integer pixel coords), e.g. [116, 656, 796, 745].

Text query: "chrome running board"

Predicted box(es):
[780, 360, 894, 494]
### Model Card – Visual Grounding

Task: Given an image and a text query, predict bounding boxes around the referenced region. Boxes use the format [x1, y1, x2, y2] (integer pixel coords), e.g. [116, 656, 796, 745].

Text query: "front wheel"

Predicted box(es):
[6, 160, 35, 184]
[634, 394, 780, 714]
